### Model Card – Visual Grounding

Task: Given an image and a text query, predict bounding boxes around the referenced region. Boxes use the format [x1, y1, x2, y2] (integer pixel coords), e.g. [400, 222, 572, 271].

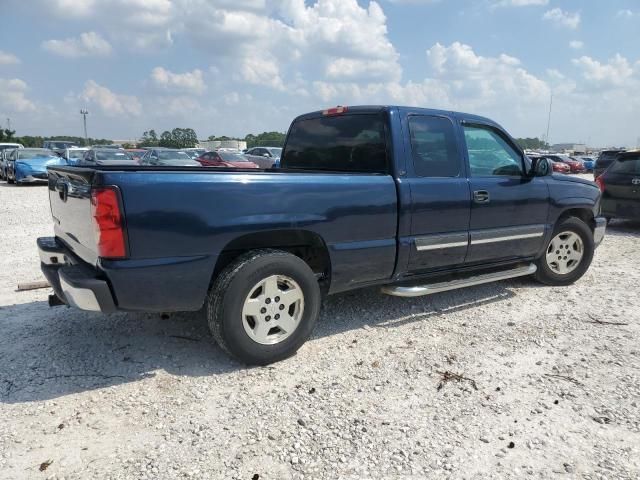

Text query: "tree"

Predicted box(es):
[139, 129, 159, 147]
[515, 137, 549, 150]
[244, 131, 286, 148]
[0, 128, 16, 142]
[159, 130, 173, 148]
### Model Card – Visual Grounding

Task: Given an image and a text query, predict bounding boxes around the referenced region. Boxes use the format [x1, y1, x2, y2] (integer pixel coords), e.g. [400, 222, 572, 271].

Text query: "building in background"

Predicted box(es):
[198, 140, 247, 151]
[551, 143, 587, 154]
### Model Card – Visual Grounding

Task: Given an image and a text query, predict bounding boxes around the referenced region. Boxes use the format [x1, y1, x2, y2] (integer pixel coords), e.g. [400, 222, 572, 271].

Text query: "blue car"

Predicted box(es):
[5, 148, 66, 184]
[580, 156, 596, 172]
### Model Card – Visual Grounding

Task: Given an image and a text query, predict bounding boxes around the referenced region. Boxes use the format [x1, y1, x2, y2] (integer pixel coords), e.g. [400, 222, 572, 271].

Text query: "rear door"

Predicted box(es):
[603, 155, 640, 218]
[403, 114, 470, 272]
[461, 122, 549, 264]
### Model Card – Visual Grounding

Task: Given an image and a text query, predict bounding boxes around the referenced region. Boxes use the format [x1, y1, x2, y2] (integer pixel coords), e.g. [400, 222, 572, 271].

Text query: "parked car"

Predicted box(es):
[0, 143, 24, 180]
[244, 147, 282, 169]
[543, 158, 570, 174]
[544, 154, 586, 173]
[43, 140, 77, 154]
[5, 148, 65, 184]
[125, 149, 146, 162]
[140, 148, 201, 166]
[62, 147, 89, 165]
[579, 156, 596, 172]
[596, 151, 640, 221]
[594, 149, 626, 179]
[184, 148, 206, 159]
[81, 149, 137, 166]
[196, 151, 259, 168]
[38, 105, 606, 365]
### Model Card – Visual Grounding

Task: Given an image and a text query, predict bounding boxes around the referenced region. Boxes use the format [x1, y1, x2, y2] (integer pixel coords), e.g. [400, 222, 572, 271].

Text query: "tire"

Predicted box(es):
[206, 249, 321, 365]
[7, 173, 14, 184]
[534, 217, 594, 286]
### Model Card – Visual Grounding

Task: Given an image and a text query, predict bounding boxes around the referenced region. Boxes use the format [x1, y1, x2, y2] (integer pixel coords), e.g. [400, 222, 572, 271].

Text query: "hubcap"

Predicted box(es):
[241, 275, 304, 345]
[545, 231, 584, 275]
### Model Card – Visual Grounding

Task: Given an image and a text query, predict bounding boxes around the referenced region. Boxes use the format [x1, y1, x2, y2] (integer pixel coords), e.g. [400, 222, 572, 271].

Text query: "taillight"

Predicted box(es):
[322, 106, 348, 116]
[91, 186, 127, 258]
[595, 176, 605, 193]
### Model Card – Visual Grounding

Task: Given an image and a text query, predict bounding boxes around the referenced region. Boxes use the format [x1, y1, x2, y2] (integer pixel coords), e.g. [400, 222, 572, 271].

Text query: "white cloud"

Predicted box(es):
[616, 9, 635, 18]
[569, 40, 583, 50]
[150, 67, 206, 94]
[237, 55, 285, 90]
[42, 32, 113, 58]
[80, 80, 142, 116]
[0, 51, 20, 65]
[0, 78, 36, 113]
[495, 0, 548, 7]
[572, 54, 636, 88]
[543, 8, 581, 29]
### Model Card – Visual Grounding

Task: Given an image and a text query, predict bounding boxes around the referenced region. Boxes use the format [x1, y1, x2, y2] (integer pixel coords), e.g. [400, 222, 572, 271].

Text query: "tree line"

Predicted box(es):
[0, 129, 112, 148]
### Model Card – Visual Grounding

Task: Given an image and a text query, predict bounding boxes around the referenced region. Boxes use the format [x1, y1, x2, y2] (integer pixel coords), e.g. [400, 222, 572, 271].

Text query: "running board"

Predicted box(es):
[381, 264, 537, 297]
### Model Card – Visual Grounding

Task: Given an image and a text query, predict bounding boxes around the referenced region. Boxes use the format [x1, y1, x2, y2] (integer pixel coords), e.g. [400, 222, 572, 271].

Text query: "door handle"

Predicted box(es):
[473, 190, 490, 204]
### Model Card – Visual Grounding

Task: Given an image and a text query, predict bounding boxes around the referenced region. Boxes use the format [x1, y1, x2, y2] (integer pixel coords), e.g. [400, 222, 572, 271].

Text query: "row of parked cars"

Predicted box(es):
[0, 143, 283, 184]
[527, 153, 596, 174]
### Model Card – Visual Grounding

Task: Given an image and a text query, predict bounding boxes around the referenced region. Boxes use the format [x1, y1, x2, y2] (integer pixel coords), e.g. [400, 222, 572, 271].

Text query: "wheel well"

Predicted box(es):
[558, 208, 595, 230]
[211, 229, 331, 291]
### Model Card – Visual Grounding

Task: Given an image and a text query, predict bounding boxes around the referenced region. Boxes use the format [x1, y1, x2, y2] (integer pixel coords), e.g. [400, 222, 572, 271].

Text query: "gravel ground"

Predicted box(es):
[0, 177, 639, 480]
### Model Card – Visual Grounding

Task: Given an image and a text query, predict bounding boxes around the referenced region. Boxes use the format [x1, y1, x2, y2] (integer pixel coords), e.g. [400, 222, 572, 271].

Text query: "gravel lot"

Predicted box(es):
[1, 177, 639, 480]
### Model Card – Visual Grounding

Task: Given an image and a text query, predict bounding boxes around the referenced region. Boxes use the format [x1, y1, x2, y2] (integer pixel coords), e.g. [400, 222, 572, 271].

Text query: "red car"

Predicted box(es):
[548, 159, 570, 174]
[197, 151, 259, 168]
[546, 155, 586, 173]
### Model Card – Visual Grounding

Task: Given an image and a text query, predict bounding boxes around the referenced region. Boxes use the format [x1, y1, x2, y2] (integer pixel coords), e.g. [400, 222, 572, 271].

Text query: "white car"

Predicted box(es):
[0, 143, 24, 180]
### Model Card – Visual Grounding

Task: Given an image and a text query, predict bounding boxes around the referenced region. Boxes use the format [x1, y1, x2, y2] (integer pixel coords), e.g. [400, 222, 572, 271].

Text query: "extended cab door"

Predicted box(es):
[403, 114, 471, 272]
[461, 121, 549, 264]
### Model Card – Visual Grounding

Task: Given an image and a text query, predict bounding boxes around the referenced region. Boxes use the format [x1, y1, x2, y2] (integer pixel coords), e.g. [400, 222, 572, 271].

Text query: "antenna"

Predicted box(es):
[545, 93, 553, 146]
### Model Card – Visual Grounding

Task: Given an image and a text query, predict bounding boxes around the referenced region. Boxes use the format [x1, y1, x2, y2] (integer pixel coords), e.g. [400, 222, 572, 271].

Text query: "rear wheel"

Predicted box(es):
[534, 217, 594, 286]
[206, 249, 321, 365]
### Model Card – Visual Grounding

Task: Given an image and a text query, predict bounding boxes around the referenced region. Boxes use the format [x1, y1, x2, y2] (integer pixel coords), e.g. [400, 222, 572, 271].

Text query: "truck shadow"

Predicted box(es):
[0, 282, 517, 404]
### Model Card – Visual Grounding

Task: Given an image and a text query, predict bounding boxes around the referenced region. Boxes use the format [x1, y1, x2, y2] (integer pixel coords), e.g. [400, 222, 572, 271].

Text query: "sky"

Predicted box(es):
[0, 0, 638, 147]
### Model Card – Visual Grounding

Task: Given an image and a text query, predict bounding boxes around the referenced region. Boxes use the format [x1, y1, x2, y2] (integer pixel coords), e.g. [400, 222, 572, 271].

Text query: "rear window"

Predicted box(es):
[597, 151, 623, 166]
[609, 156, 640, 175]
[96, 151, 132, 161]
[282, 114, 387, 173]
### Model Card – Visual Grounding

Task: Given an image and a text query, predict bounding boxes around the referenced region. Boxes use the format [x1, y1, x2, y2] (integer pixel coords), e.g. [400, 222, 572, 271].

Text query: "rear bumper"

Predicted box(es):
[594, 216, 606, 247]
[38, 237, 117, 313]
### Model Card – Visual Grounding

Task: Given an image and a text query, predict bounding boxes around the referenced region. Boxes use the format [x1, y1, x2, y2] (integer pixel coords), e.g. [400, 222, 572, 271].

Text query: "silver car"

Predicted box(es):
[244, 147, 282, 169]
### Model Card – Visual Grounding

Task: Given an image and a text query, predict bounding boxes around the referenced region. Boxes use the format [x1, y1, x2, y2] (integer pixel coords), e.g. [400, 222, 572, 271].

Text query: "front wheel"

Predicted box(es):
[206, 249, 321, 365]
[534, 217, 594, 286]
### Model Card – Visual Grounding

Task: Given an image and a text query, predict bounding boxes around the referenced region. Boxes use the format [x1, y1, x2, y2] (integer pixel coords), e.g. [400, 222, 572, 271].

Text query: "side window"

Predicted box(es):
[408, 116, 460, 177]
[282, 113, 387, 173]
[463, 125, 524, 177]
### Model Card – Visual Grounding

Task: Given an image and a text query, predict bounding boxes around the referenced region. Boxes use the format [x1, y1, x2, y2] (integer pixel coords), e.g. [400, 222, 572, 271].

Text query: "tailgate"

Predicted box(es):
[48, 167, 99, 265]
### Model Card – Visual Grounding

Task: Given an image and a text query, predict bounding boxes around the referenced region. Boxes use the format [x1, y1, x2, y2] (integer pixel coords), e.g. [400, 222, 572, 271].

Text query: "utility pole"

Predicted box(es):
[6, 117, 11, 131]
[80, 109, 89, 144]
[545, 93, 553, 147]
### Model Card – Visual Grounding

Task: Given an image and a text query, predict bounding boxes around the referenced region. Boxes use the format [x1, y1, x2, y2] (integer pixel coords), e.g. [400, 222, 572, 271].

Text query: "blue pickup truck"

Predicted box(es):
[38, 106, 606, 364]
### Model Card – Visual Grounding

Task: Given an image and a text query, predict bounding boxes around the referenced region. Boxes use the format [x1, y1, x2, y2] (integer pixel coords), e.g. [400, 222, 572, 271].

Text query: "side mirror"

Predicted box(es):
[529, 157, 552, 177]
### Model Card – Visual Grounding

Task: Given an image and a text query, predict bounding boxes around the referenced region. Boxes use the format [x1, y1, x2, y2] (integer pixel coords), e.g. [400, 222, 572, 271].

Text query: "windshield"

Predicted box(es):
[157, 151, 191, 160]
[219, 152, 249, 162]
[19, 149, 54, 159]
[96, 151, 133, 161]
[68, 150, 87, 159]
[267, 148, 282, 157]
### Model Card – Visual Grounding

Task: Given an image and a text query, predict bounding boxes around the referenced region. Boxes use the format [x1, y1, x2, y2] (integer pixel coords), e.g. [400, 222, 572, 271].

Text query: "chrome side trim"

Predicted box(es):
[470, 225, 545, 246]
[381, 264, 536, 297]
[415, 232, 468, 251]
[59, 276, 101, 311]
[471, 232, 544, 245]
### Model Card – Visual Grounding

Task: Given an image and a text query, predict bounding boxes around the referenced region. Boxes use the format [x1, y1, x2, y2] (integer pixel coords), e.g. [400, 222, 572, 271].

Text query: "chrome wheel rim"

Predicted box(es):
[241, 274, 304, 345]
[545, 231, 584, 275]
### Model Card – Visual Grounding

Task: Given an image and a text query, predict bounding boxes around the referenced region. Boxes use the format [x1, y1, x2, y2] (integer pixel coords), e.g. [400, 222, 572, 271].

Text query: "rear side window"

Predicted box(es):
[609, 156, 640, 175]
[282, 114, 387, 173]
[408, 116, 460, 177]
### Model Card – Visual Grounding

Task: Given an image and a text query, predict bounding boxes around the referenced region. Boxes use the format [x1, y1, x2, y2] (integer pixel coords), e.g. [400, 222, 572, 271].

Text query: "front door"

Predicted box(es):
[405, 114, 471, 273]
[461, 122, 549, 265]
